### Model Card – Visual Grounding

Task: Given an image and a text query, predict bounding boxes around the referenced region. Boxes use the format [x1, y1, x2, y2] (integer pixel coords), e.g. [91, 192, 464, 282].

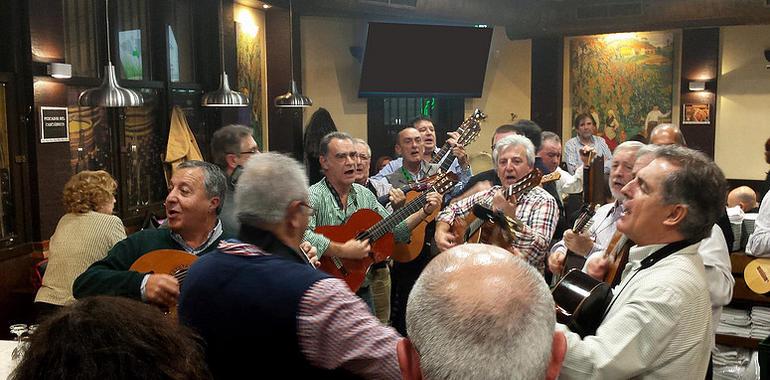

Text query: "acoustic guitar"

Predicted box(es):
[317, 172, 458, 291]
[129, 249, 197, 317]
[745, 258, 770, 295]
[391, 110, 486, 262]
[551, 232, 634, 337]
[558, 203, 598, 278]
[452, 169, 561, 246]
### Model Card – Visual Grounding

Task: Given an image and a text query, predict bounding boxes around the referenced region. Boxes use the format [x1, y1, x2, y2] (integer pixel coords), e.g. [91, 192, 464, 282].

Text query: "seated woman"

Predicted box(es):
[10, 296, 211, 380]
[34, 170, 125, 320]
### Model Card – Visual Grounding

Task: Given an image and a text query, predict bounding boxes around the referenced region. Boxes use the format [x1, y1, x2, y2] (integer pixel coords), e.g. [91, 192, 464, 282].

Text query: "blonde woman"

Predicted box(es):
[34, 171, 126, 319]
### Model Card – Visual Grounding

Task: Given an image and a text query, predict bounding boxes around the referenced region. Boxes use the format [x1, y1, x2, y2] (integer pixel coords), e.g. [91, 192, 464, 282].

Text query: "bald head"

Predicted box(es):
[407, 244, 560, 379]
[728, 186, 758, 212]
[649, 123, 686, 146]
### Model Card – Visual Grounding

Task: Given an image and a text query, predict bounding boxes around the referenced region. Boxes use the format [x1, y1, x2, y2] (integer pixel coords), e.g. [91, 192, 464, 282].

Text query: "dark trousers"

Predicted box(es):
[390, 241, 434, 337]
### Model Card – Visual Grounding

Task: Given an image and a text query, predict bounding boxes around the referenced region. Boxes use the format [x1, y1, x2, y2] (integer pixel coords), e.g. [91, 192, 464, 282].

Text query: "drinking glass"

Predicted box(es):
[9, 323, 27, 360]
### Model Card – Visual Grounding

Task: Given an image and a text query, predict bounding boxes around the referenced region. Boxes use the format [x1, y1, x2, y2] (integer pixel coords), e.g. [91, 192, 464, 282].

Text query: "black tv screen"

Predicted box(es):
[358, 23, 493, 98]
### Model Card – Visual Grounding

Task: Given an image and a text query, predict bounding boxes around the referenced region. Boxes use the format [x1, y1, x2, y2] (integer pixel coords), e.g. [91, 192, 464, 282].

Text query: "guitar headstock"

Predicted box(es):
[541, 170, 561, 184]
[455, 109, 486, 147]
[429, 171, 460, 195]
[573, 203, 598, 232]
[506, 168, 543, 199]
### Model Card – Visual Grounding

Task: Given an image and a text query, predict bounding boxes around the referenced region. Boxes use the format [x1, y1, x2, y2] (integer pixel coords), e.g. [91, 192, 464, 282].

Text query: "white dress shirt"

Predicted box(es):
[747, 190, 770, 256]
[557, 242, 713, 379]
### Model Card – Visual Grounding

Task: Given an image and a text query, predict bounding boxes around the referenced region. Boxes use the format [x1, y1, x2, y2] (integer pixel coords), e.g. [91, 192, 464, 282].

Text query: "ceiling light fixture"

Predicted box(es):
[78, 0, 143, 107]
[202, 0, 250, 107]
[274, 0, 312, 108]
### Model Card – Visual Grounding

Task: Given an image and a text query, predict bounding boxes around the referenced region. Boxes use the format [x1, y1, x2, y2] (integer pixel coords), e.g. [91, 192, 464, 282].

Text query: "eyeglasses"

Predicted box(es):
[298, 201, 316, 216]
[239, 149, 259, 155]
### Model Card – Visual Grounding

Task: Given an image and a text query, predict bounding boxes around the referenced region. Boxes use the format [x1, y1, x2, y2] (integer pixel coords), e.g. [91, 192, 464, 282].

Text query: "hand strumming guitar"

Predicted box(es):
[585, 254, 609, 280]
[491, 189, 517, 217]
[299, 241, 321, 268]
[145, 274, 180, 308]
[329, 238, 371, 259]
[389, 188, 406, 209]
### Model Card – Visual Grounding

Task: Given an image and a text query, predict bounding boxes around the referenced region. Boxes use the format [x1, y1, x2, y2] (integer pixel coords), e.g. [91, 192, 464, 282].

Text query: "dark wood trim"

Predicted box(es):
[679, 28, 719, 158]
[265, 6, 303, 159]
[531, 37, 563, 136]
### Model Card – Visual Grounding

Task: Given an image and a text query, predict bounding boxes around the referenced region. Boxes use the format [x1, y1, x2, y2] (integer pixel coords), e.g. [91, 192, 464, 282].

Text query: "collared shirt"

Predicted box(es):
[436, 185, 558, 273]
[372, 147, 472, 196]
[578, 224, 733, 350]
[555, 167, 583, 200]
[556, 242, 713, 379]
[551, 201, 622, 258]
[304, 180, 411, 257]
[141, 220, 223, 300]
[564, 135, 613, 175]
[747, 189, 770, 256]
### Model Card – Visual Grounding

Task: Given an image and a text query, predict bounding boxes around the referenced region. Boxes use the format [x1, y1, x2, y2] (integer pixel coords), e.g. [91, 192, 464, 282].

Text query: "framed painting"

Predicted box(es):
[568, 31, 674, 150]
[236, 20, 268, 150]
[682, 103, 710, 125]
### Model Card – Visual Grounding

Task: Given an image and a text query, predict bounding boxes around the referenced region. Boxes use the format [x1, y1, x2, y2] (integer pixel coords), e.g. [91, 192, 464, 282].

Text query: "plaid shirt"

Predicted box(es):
[437, 186, 559, 273]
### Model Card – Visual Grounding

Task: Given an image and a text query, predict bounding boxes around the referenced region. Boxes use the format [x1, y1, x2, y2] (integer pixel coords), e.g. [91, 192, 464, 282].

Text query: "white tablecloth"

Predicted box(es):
[0, 340, 16, 380]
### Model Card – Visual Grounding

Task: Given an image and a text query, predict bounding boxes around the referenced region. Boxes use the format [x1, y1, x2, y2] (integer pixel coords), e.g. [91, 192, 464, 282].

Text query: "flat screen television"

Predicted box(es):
[358, 22, 493, 98]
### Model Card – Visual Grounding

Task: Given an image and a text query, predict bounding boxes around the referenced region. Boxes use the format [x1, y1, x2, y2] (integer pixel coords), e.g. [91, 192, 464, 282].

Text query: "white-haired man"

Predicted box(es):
[434, 134, 559, 273]
[179, 153, 408, 379]
[547, 141, 644, 275]
[405, 244, 566, 380]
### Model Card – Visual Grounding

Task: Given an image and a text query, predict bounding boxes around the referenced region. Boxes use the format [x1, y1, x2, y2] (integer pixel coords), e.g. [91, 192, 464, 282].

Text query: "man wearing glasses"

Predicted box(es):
[178, 152, 409, 378]
[211, 124, 260, 237]
[303, 132, 441, 307]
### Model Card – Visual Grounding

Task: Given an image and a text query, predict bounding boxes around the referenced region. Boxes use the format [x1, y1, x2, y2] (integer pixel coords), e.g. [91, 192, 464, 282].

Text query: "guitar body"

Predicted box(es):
[317, 209, 394, 292]
[392, 192, 436, 263]
[129, 249, 197, 319]
[745, 258, 770, 295]
[130, 249, 198, 274]
[552, 269, 613, 338]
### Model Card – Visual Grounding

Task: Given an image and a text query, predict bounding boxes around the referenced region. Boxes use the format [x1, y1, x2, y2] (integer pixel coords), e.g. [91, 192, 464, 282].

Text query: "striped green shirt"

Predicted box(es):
[304, 180, 411, 257]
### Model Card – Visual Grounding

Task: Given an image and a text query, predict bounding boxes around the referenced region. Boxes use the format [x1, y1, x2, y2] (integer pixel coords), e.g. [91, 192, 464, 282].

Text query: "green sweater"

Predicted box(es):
[73, 228, 221, 301]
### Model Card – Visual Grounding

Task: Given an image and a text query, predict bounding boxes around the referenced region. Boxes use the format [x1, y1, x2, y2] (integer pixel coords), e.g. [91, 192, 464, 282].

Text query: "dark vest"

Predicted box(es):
[179, 244, 359, 379]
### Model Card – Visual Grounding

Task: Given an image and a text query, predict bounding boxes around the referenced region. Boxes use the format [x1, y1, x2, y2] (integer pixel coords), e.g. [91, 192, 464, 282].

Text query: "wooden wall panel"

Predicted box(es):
[680, 28, 719, 157]
[531, 37, 563, 136]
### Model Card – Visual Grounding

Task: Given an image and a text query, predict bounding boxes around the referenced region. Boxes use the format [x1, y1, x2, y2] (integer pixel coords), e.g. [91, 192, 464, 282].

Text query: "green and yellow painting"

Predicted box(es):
[569, 31, 673, 148]
[236, 22, 265, 150]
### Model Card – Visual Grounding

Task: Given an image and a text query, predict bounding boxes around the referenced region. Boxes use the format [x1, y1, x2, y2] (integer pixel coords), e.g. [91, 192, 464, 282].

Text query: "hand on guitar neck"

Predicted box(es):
[446, 131, 470, 169]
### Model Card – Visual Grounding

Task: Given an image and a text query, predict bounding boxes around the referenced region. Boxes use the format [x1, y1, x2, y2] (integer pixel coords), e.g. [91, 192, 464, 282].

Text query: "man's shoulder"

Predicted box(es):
[527, 186, 558, 204]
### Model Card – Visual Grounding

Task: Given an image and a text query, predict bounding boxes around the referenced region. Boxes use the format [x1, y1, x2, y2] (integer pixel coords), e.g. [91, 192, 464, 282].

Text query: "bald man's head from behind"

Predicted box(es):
[649, 123, 686, 146]
[406, 244, 566, 380]
[728, 186, 759, 212]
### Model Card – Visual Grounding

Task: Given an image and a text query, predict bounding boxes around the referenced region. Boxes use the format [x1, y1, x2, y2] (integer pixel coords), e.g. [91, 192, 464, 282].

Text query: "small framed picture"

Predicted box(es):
[40, 106, 69, 143]
[682, 103, 710, 125]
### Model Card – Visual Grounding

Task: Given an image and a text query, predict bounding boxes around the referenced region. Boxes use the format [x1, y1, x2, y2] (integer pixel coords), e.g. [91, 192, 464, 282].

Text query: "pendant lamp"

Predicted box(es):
[274, 0, 312, 108]
[78, 0, 144, 107]
[202, 0, 249, 107]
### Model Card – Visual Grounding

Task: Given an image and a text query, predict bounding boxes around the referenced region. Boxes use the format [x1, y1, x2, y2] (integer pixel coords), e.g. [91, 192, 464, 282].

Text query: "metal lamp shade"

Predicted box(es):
[201, 72, 249, 107]
[78, 64, 144, 107]
[274, 80, 312, 108]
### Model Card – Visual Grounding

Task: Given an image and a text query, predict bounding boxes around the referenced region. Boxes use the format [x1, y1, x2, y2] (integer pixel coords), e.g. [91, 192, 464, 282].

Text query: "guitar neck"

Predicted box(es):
[366, 191, 429, 241]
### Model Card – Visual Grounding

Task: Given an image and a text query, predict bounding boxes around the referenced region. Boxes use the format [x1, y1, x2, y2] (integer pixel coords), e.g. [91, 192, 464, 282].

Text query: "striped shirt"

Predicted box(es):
[564, 135, 613, 175]
[437, 186, 558, 273]
[556, 242, 713, 379]
[304, 180, 411, 257]
[35, 211, 126, 306]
